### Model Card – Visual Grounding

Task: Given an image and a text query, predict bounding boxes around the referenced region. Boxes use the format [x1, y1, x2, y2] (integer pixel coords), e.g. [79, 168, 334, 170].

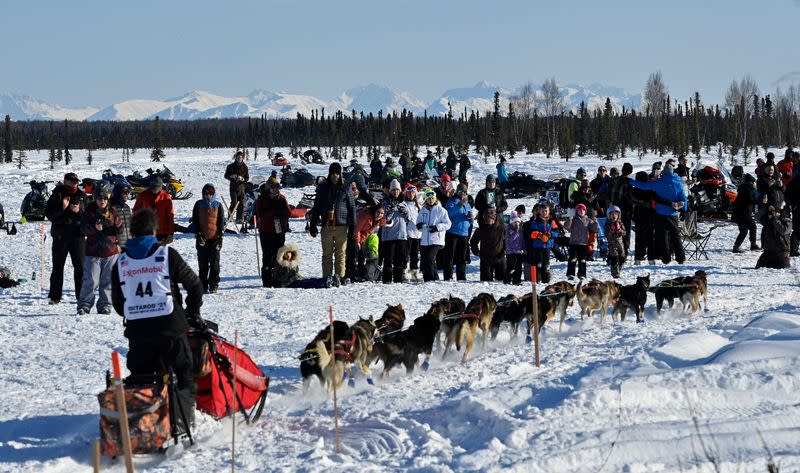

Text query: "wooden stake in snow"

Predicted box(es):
[330, 305, 341, 454]
[253, 215, 261, 279]
[92, 439, 101, 473]
[40, 224, 45, 291]
[231, 330, 238, 473]
[531, 266, 540, 368]
[111, 352, 135, 473]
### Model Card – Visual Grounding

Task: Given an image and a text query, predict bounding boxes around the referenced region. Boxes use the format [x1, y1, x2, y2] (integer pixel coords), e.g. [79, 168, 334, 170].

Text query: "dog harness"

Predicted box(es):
[117, 246, 173, 320]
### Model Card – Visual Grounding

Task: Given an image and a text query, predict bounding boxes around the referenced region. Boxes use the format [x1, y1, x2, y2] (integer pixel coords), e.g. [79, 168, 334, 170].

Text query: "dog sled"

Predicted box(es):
[189, 328, 269, 423]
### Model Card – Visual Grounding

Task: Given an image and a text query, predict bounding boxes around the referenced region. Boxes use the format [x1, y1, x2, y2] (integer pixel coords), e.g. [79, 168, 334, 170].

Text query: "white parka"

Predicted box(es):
[416, 202, 451, 246]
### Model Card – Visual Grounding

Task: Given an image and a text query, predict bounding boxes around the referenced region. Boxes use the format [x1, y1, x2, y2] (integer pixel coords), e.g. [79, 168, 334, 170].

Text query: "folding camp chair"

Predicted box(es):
[679, 210, 722, 260]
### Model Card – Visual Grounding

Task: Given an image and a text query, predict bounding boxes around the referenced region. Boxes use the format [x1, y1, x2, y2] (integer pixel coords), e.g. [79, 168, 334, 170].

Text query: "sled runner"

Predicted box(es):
[190, 329, 269, 423]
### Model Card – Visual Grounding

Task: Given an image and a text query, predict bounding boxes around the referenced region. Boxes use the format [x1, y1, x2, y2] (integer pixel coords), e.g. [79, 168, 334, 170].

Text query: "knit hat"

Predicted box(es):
[576, 167, 587, 177]
[486, 174, 497, 183]
[663, 163, 674, 174]
[389, 179, 401, 191]
[607, 205, 621, 215]
[149, 176, 163, 192]
[403, 184, 417, 194]
[509, 211, 521, 224]
[441, 173, 452, 183]
[575, 203, 587, 213]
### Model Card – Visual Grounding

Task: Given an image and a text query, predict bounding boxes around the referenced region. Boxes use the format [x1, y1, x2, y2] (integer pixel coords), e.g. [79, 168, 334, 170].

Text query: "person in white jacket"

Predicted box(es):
[416, 188, 451, 281]
[402, 184, 422, 281]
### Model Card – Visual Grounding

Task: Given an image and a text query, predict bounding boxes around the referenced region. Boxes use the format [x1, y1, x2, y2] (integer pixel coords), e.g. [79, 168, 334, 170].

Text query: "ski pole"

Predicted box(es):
[111, 352, 135, 473]
[253, 215, 261, 278]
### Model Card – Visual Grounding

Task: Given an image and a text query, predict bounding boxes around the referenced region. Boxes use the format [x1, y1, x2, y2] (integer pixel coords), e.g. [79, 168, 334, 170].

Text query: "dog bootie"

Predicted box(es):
[367, 378, 374, 385]
[348, 378, 356, 388]
[421, 360, 430, 371]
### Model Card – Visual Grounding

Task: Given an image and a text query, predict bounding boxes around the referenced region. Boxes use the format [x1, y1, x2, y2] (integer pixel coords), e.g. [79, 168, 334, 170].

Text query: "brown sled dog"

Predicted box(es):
[299, 320, 350, 392]
[435, 295, 466, 351]
[541, 281, 576, 332]
[442, 293, 497, 363]
[317, 317, 379, 392]
[374, 303, 406, 337]
[576, 278, 621, 323]
[490, 294, 524, 340]
[650, 270, 708, 315]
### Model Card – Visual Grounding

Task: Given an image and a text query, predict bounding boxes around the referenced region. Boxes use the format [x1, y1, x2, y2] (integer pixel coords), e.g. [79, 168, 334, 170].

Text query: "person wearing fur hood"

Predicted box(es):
[264, 242, 302, 288]
[191, 183, 225, 293]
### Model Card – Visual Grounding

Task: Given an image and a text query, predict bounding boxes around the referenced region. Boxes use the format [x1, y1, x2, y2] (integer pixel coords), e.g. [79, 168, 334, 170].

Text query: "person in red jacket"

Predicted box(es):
[255, 181, 291, 286]
[132, 177, 175, 244]
[777, 150, 794, 187]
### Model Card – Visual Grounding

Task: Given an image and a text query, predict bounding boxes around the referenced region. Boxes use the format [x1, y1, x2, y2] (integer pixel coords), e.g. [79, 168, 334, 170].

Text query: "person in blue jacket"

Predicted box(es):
[627, 162, 688, 264]
[522, 202, 559, 283]
[496, 155, 509, 189]
[444, 185, 474, 280]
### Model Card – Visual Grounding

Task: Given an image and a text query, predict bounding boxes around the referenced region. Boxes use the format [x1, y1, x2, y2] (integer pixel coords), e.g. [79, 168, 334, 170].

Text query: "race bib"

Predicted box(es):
[117, 247, 174, 320]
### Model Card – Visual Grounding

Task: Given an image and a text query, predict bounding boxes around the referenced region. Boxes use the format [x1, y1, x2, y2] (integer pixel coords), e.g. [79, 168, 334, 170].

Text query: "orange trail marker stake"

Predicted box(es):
[531, 266, 540, 368]
[330, 305, 341, 454]
[111, 352, 135, 473]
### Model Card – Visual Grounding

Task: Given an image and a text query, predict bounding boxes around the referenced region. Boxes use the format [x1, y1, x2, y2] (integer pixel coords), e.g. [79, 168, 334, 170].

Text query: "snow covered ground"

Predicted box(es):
[0, 148, 798, 473]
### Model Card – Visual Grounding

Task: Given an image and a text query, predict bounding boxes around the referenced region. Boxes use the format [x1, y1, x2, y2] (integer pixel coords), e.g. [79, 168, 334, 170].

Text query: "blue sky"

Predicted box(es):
[2, 0, 797, 107]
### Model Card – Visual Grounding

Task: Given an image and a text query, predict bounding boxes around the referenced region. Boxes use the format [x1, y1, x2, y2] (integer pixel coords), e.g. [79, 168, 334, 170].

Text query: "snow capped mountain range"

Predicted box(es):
[0, 81, 641, 121]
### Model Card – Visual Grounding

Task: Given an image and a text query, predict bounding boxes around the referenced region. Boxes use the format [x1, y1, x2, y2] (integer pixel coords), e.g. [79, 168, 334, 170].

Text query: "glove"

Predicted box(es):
[416, 222, 423, 230]
[309, 224, 318, 238]
[163, 234, 174, 245]
[196, 235, 207, 247]
[428, 225, 438, 233]
[215, 238, 223, 251]
[398, 205, 409, 218]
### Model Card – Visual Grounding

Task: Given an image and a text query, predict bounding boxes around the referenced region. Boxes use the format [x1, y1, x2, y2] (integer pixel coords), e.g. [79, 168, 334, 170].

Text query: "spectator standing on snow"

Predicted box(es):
[470, 206, 506, 281]
[255, 181, 291, 287]
[631, 171, 657, 265]
[458, 153, 471, 184]
[111, 183, 132, 252]
[224, 151, 249, 224]
[192, 183, 225, 293]
[604, 205, 627, 278]
[45, 172, 86, 305]
[503, 211, 525, 284]
[443, 186, 474, 281]
[309, 162, 356, 287]
[474, 174, 508, 224]
[611, 162, 634, 253]
[731, 174, 760, 253]
[445, 148, 458, 177]
[132, 176, 175, 244]
[111, 208, 204, 427]
[627, 162, 688, 265]
[523, 202, 559, 283]
[755, 205, 792, 269]
[381, 179, 411, 283]
[77, 182, 123, 314]
[417, 189, 451, 281]
[401, 184, 422, 281]
[757, 165, 784, 213]
[496, 156, 509, 189]
[563, 203, 599, 280]
[784, 170, 800, 256]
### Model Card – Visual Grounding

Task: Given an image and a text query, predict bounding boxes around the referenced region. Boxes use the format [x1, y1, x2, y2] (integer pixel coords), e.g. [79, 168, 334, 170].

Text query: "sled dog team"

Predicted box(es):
[300, 270, 708, 392]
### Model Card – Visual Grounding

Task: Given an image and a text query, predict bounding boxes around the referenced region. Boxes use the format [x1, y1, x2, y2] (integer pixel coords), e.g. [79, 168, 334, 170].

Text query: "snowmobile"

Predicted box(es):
[80, 170, 133, 200]
[126, 166, 192, 200]
[271, 152, 289, 166]
[280, 165, 317, 188]
[688, 163, 737, 219]
[301, 149, 325, 165]
[504, 171, 559, 198]
[20, 180, 51, 222]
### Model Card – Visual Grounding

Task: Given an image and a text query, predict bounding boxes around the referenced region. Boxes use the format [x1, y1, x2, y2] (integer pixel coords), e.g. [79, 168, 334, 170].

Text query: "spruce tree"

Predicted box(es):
[4, 115, 12, 164]
[48, 122, 56, 169]
[150, 116, 165, 162]
[558, 114, 575, 161]
[15, 134, 27, 169]
[506, 102, 518, 157]
[86, 133, 94, 165]
[490, 92, 501, 156]
[600, 98, 616, 159]
[63, 119, 72, 165]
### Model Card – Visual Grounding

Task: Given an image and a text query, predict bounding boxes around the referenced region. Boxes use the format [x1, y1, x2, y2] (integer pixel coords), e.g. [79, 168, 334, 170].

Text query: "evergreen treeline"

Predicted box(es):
[1, 91, 798, 165]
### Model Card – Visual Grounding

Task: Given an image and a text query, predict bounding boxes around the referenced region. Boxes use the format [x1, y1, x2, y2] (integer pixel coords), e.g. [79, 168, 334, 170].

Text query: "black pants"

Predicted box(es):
[229, 186, 245, 222]
[634, 209, 655, 261]
[504, 254, 524, 284]
[444, 233, 468, 280]
[607, 255, 624, 278]
[733, 217, 757, 249]
[197, 242, 221, 291]
[421, 245, 442, 281]
[621, 208, 633, 254]
[381, 239, 408, 283]
[655, 214, 685, 264]
[407, 238, 420, 270]
[259, 232, 285, 271]
[791, 206, 800, 256]
[127, 334, 195, 425]
[48, 235, 85, 302]
[567, 244, 588, 279]
[528, 248, 551, 283]
[480, 258, 506, 281]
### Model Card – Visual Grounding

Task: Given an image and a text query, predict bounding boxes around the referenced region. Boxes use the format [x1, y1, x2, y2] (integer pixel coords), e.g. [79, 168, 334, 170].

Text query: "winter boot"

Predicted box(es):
[566, 259, 577, 279]
[732, 246, 745, 254]
[750, 243, 761, 251]
[577, 261, 587, 279]
[634, 260, 642, 266]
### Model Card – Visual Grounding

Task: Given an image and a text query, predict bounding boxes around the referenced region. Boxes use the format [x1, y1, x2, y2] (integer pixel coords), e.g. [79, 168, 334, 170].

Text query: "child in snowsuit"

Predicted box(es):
[504, 211, 525, 284]
[563, 203, 600, 279]
[605, 205, 627, 278]
[522, 203, 559, 283]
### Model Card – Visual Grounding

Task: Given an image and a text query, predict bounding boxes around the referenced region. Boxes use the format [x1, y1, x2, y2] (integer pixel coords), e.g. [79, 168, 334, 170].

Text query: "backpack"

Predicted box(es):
[557, 178, 575, 208]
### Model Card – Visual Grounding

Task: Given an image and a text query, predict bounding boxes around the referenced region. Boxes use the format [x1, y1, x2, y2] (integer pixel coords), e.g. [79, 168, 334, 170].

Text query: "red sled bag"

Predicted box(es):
[191, 331, 269, 423]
